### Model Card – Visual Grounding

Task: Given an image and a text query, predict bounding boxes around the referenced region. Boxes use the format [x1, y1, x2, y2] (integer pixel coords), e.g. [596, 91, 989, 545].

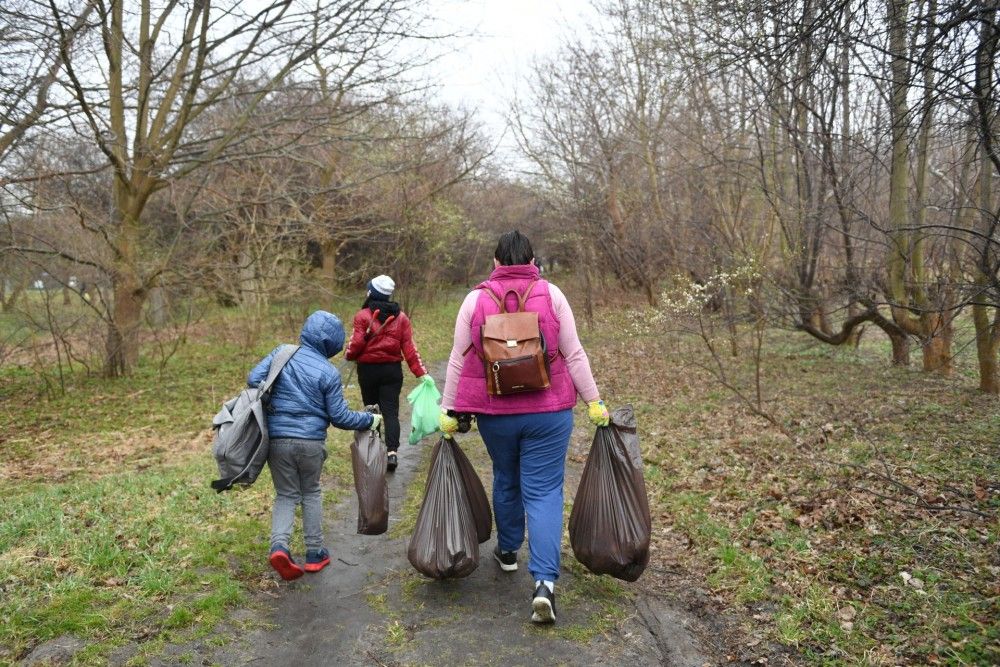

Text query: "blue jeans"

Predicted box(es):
[476, 409, 574, 582]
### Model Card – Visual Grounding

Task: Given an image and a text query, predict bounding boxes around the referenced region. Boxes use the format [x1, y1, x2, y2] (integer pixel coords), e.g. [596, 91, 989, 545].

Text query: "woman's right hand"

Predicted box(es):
[439, 410, 458, 437]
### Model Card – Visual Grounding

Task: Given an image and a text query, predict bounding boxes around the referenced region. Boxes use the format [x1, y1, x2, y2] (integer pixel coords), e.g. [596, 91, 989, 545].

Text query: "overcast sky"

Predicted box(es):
[421, 0, 601, 162]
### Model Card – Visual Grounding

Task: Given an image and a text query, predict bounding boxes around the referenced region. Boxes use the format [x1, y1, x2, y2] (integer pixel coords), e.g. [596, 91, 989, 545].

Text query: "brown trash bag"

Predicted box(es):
[406, 436, 480, 578]
[451, 439, 492, 544]
[352, 409, 388, 535]
[568, 405, 651, 582]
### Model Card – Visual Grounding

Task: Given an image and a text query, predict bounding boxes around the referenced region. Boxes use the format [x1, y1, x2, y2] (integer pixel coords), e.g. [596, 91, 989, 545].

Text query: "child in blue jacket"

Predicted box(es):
[249, 310, 379, 580]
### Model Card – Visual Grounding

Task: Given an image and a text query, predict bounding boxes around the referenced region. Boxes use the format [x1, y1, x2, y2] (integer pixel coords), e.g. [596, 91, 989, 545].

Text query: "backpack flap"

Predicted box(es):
[481, 310, 551, 395]
[482, 311, 541, 354]
[212, 397, 238, 429]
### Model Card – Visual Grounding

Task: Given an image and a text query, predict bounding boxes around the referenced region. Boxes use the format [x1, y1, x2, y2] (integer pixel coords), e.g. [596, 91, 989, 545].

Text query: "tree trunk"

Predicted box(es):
[724, 289, 739, 357]
[320, 240, 338, 292]
[2, 279, 24, 312]
[973, 304, 1000, 393]
[104, 190, 146, 377]
[805, 299, 833, 337]
[148, 283, 167, 328]
[845, 303, 863, 347]
[918, 312, 952, 374]
[579, 235, 594, 328]
[105, 269, 143, 376]
[238, 244, 259, 311]
[886, 0, 925, 344]
[889, 328, 911, 366]
[606, 166, 627, 241]
[972, 85, 998, 392]
[642, 278, 657, 307]
[921, 333, 950, 373]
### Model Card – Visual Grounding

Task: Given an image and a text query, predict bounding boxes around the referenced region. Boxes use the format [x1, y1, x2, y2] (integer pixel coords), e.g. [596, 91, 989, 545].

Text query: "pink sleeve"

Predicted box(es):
[441, 290, 480, 411]
[549, 284, 600, 403]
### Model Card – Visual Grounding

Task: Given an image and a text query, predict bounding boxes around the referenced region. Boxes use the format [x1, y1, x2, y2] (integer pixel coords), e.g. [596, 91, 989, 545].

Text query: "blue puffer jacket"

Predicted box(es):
[248, 310, 373, 439]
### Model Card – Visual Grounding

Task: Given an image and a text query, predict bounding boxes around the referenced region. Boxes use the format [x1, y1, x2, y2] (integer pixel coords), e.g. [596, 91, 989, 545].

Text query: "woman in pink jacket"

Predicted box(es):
[439, 230, 609, 624]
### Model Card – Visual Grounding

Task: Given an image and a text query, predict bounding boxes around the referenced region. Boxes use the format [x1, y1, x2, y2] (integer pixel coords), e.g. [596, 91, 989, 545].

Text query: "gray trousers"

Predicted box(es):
[268, 438, 326, 552]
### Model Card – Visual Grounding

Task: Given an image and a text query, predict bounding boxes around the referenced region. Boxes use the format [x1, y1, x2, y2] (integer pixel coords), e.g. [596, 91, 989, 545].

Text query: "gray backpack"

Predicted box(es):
[211, 344, 299, 492]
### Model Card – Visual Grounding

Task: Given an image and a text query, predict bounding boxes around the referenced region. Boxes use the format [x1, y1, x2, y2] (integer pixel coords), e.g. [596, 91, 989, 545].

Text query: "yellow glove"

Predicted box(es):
[439, 411, 458, 437]
[588, 399, 610, 427]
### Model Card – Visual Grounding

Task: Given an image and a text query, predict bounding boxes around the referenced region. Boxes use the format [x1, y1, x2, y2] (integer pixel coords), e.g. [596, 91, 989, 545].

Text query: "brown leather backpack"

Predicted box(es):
[480, 281, 551, 395]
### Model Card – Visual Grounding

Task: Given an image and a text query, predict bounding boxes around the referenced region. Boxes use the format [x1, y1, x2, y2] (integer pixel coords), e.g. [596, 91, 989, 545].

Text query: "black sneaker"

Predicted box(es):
[386, 452, 398, 473]
[531, 584, 556, 623]
[493, 546, 517, 572]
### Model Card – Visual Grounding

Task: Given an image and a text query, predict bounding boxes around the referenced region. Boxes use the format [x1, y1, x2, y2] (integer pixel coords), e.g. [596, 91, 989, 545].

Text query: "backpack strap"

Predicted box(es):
[259, 344, 299, 395]
[482, 287, 506, 311]
[482, 281, 538, 314]
[517, 281, 538, 311]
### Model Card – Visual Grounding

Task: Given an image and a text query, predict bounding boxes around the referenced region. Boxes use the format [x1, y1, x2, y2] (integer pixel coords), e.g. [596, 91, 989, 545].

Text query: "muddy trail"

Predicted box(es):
[135, 376, 756, 667]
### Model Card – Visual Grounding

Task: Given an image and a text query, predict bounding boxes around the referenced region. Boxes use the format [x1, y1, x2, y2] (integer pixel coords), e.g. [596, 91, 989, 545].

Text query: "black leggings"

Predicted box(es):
[356, 362, 403, 452]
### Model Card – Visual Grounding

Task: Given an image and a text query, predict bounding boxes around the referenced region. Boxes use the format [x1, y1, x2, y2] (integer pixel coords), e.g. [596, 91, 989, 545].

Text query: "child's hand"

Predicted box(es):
[369, 414, 383, 431]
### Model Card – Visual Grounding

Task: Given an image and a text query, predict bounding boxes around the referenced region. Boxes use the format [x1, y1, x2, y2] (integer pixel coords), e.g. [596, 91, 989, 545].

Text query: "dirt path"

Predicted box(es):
[141, 375, 724, 666]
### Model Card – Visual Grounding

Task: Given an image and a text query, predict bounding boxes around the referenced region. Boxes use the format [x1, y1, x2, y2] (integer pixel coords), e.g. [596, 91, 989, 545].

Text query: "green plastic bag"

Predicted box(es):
[407, 376, 441, 445]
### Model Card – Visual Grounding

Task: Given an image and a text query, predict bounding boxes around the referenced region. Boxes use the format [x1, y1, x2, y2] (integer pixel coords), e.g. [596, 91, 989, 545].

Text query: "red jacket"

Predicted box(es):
[345, 307, 426, 377]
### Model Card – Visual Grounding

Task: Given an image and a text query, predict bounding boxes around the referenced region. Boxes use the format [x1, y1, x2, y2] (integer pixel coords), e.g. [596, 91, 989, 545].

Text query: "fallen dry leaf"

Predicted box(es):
[837, 606, 857, 621]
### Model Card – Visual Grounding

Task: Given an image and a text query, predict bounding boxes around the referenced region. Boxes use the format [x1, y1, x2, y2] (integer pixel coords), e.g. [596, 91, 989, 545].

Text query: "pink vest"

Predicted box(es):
[453, 264, 577, 415]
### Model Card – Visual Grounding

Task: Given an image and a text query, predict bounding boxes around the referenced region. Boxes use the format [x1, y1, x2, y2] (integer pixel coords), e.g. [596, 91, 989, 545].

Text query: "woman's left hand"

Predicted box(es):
[587, 400, 610, 427]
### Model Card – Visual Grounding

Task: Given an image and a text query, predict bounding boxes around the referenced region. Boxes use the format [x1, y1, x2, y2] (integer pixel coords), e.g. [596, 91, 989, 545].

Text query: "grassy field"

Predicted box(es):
[0, 293, 460, 665]
[584, 307, 1000, 665]
[1, 286, 998, 665]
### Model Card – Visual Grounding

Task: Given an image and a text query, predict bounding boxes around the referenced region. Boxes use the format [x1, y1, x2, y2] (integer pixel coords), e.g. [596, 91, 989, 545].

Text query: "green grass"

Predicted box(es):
[586, 306, 1000, 665]
[8, 285, 998, 664]
[0, 457, 270, 663]
[552, 558, 631, 642]
[0, 294, 460, 664]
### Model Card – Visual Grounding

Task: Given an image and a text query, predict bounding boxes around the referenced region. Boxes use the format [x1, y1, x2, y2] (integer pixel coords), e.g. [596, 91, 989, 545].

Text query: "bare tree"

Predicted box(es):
[11, 0, 428, 376]
[0, 1, 94, 165]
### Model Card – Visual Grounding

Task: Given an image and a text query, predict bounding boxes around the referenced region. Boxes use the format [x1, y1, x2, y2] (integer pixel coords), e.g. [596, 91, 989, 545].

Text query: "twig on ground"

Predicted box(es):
[810, 454, 996, 519]
[365, 648, 393, 666]
[848, 484, 994, 519]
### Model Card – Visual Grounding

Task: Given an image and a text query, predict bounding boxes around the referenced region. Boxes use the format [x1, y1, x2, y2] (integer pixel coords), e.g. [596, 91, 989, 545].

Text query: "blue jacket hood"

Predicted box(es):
[300, 310, 344, 358]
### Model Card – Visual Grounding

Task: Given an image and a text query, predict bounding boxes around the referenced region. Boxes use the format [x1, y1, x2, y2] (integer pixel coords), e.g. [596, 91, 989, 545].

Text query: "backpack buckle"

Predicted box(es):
[506, 340, 517, 347]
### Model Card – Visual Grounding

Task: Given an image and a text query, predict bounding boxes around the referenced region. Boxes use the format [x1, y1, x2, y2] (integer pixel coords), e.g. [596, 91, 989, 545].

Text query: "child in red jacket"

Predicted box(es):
[345, 275, 430, 472]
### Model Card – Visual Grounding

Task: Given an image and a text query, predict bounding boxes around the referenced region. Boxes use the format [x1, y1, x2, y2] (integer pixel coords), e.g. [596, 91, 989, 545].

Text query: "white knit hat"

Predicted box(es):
[368, 274, 395, 298]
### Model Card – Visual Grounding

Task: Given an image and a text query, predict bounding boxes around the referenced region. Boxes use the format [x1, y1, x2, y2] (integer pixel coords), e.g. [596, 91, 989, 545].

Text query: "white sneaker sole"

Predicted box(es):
[531, 596, 555, 623]
[494, 552, 517, 572]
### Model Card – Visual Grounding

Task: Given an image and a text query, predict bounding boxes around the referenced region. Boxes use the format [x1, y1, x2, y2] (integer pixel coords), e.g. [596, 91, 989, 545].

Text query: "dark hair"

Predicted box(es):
[494, 230, 534, 266]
